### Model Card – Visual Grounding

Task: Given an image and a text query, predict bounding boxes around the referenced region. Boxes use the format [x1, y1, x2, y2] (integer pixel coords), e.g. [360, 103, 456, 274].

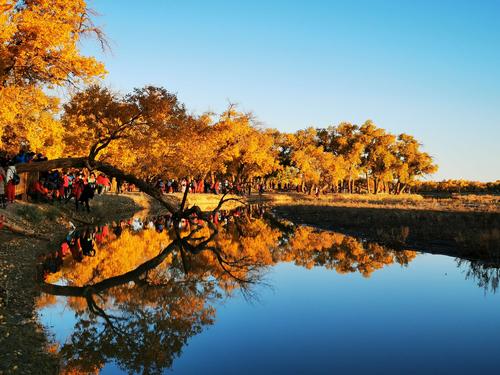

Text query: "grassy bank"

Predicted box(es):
[254, 192, 500, 213]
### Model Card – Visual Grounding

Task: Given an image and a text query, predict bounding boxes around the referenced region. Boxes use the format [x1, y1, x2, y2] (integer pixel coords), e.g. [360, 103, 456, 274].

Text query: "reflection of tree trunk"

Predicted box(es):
[40, 241, 178, 297]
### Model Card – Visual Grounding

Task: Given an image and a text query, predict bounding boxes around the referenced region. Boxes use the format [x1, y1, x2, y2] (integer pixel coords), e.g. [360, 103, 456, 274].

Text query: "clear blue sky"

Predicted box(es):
[83, 0, 500, 181]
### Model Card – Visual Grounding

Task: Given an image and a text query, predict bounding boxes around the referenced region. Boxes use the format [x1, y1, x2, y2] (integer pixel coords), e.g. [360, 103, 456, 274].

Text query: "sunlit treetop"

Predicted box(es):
[0, 0, 106, 88]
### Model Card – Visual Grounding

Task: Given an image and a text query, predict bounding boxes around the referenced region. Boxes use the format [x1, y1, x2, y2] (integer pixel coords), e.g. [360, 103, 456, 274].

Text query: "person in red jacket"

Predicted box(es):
[6, 162, 17, 203]
[96, 173, 106, 194]
[62, 173, 70, 198]
[29, 179, 49, 202]
[65, 176, 84, 210]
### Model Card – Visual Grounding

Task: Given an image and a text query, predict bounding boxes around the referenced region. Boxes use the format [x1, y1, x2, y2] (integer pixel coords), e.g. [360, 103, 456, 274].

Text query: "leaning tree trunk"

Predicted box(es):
[16, 157, 178, 213]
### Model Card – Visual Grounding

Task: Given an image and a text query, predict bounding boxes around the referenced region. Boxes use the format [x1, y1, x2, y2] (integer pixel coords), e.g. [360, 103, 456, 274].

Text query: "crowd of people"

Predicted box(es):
[1, 147, 117, 211]
[154, 177, 268, 196]
[28, 169, 111, 212]
[0, 148, 52, 208]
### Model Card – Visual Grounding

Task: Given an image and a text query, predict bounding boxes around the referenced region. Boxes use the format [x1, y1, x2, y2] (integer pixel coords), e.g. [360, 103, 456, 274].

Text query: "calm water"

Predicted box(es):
[37, 216, 500, 374]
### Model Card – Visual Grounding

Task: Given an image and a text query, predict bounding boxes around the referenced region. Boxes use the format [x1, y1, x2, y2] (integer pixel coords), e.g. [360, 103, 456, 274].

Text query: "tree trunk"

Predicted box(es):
[16, 157, 178, 213]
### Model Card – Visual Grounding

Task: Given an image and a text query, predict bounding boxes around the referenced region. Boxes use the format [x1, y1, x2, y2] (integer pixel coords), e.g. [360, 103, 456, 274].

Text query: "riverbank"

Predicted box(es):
[253, 192, 500, 213]
[0, 193, 161, 374]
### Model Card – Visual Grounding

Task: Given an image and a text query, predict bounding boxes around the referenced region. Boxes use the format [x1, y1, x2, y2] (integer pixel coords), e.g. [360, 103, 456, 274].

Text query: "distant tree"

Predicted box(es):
[393, 134, 438, 193]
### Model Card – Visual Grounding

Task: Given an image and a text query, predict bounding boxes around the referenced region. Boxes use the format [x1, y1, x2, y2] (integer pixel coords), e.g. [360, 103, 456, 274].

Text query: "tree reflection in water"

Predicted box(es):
[38, 208, 419, 374]
[456, 258, 500, 294]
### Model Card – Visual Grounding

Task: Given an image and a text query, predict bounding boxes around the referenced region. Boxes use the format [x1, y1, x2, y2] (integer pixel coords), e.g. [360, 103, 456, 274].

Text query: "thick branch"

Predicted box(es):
[39, 241, 178, 297]
[16, 157, 178, 213]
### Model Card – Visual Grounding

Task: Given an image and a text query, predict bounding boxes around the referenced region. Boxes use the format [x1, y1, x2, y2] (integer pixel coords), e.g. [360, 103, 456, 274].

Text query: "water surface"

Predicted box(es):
[37, 214, 500, 374]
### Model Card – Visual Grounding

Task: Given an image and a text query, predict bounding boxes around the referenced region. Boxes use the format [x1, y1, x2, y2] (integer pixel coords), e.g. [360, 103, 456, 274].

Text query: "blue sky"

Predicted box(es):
[83, 0, 500, 181]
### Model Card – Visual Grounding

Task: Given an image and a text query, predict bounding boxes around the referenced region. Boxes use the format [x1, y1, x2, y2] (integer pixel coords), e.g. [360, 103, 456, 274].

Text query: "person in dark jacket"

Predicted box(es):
[78, 182, 95, 212]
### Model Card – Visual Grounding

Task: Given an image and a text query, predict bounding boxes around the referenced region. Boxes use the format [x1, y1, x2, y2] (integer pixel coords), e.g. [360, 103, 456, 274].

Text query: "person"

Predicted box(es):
[116, 177, 123, 194]
[13, 149, 29, 164]
[78, 182, 95, 212]
[112, 220, 123, 237]
[88, 172, 97, 189]
[96, 174, 106, 194]
[33, 153, 48, 162]
[110, 177, 117, 194]
[59, 242, 70, 258]
[0, 163, 6, 208]
[94, 226, 103, 244]
[48, 251, 62, 273]
[102, 175, 110, 193]
[131, 217, 143, 232]
[30, 178, 51, 202]
[68, 234, 83, 262]
[101, 224, 109, 239]
[80, 229, 95, 256]
[68, 176, 84, 210]
[5, 162, 17, 203]
[61, 172, 70, 198]
[157, 178, 165, 194]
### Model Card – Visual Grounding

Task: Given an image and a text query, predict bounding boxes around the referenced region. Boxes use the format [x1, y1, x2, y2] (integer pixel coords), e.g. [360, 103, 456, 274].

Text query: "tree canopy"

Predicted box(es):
[2, 0, 437, 194]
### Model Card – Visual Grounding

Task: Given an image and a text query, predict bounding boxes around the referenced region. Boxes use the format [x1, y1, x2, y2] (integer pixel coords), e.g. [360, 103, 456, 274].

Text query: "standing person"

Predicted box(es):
[96, 173, 105, 195]
[62, 172, 70, 198]
[88, 173, 97, 189]
[80, 229, 95, 256]
[69, 233, 83, 262]
[78, 182, 95, 212]
[110, 177, 117, 194]
[116, 177, 122, 194]
[0, 163, 6, 208]
[102, 175, 111, 193]
[71, 175, 84, 210]
[6, 162, 17, 203]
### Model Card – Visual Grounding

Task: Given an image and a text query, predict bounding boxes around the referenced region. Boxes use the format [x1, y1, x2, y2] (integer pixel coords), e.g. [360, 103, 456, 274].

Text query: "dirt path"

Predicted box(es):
[0, 234, 59, 374]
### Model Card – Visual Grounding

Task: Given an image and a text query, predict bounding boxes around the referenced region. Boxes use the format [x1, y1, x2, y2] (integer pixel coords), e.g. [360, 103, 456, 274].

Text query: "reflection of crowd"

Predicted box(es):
[154, 177, 306, 196]
[37, 223, 111, 280]
[37, 204, 267, 280]
[155, 178, 267, 196]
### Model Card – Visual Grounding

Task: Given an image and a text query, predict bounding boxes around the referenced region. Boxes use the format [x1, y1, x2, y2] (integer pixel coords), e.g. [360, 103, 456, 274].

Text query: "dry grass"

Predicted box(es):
[255, 192, 500, 213]
[167, 192, 245, 211]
